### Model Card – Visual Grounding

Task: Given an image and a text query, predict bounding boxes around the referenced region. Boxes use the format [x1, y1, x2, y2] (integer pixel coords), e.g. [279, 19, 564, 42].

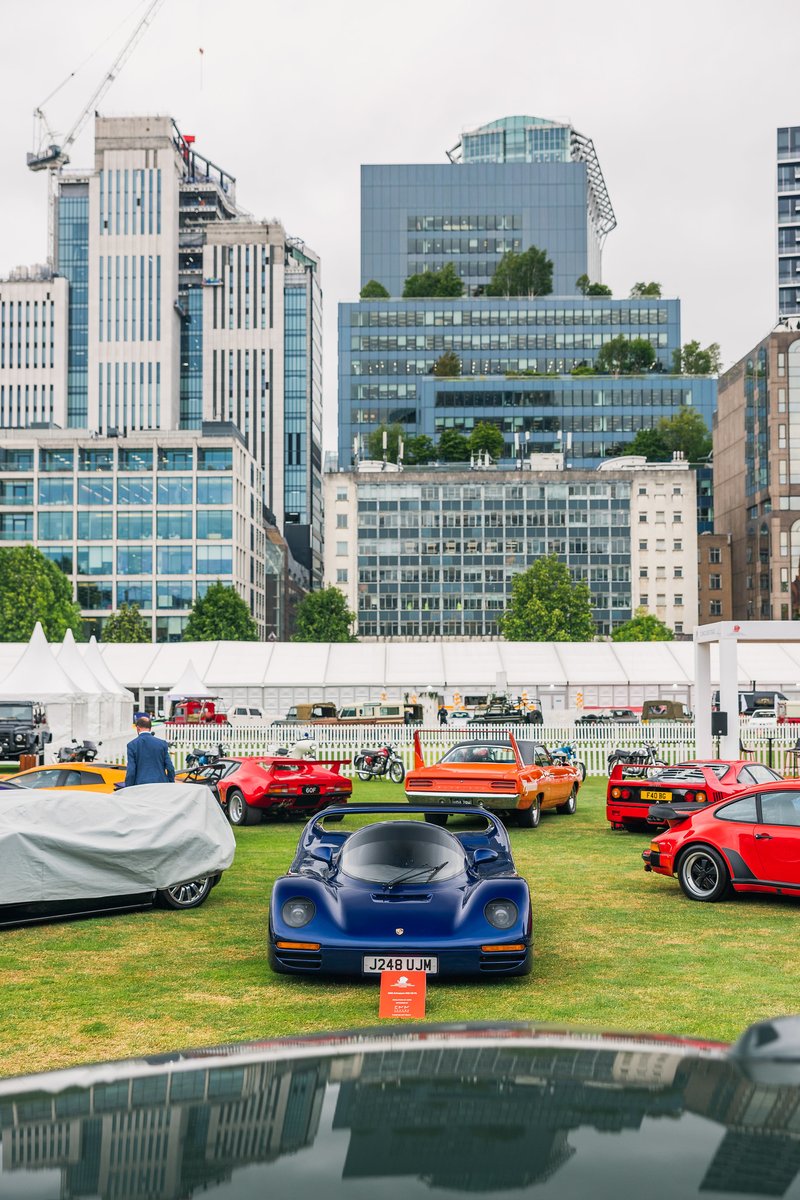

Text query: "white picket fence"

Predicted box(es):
[151, 722, 800, 777]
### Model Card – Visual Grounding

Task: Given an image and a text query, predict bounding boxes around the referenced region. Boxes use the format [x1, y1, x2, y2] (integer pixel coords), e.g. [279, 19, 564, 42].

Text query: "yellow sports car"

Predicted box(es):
[6, 763, 126, 793]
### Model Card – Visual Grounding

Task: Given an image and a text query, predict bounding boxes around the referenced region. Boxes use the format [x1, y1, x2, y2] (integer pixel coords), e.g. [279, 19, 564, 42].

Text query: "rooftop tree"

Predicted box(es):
[486, 245, 553, 297]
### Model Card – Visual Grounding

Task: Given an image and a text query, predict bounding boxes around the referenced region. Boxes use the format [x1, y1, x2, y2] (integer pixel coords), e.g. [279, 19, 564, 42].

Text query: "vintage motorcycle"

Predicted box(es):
[56, 739, 101, 763]
[551, 741, 587, 782]
[185, 743, 228, 771]
[607, 741, 667, 776]
[353, 743, 406, 783]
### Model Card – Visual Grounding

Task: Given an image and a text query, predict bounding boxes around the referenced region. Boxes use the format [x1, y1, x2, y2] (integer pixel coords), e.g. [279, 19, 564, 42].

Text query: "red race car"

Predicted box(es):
[642, 780, 800, 902]
[606, 760, 782, 831]
[185, 756, 351, 826]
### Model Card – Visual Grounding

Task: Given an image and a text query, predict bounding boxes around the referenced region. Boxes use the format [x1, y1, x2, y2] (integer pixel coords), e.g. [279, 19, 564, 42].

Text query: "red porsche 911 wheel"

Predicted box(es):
[677, 846, 731, 902]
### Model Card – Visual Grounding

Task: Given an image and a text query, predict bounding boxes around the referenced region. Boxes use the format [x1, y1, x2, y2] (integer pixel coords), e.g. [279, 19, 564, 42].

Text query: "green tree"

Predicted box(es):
[292, 587, 356, 642]
[359, 279, 390, 299]
[586, 281, 613, 296]
[183, 582, 258, 641]
[366, 423, 404, 462]
[0, 546, 83, 642]
[630, 281, 662, 297]
[623, 408, 711, 462]
[468, 421, 505, 459]
[432, 350, 461, 377]
[612, 608, 674, 642]
[595, 335, 656, 374]
[437, 429, 471, 461]
[660, 408, 712, 461]
[404, 434, 436, 465]
[671, 339, 722, 375]
[500, 556, 595, 642]
[402, 263, 464, 298]
[576, 273, 590, 295]
[486, 245, 553, 297]
[621, 428, 671, 461]
[102, 603, 151, 643]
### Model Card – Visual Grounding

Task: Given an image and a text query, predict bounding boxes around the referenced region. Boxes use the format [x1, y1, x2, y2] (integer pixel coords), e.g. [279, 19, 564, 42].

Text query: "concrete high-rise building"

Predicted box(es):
[714, 322, 800, 620]
[0, 115, 324, 635]
[778, 125, 800, 319]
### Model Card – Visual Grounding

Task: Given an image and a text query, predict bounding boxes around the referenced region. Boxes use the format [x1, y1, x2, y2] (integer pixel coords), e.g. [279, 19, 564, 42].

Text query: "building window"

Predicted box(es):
[779, 424, 787, 449]
[38, 479, 73, 506]
[638, 513, 647, 523]
[639, 567, 648, 577]
[118, 448, 153, 472]
[157, 546, 193, 574]
[76, 546, 113, 575]
[77, 582, 113, 609]
[657, 593, 666, 604]
[158, 477, 193, 505]
[674, 567, 683, 578]
[38, 511, 72, 540]
[673, 540, 682, 552]
[673, 512, 682, 523]
[336, 513, 348, 529]
[336, 489, 348, 502]
[197, 510, 232, 540]
[0, 514, 32, 541]
[640, 594, 649, 606]
[638, 539, 647, 550]
[638, 486, 647, 495]
[197, 477, 232, 505]
[197, 447, 232, 471]
[117, 546, 153, 574]
[708, 546, 721, 563]
[157, 511, 192, 540]
[336, 568, 348, 583]
[674, 594, 683, 606]
[159, 448, 194, 471]
[117, 512, 152, 539]
[336, 541, 348, 556]
[157, 581, 193, 609]
[78, 478, 113, 506]
[39, 448, 74, 473]
[197, 544, 232, 574]
[673, 486, 682, 496]
[77, 512, 113, 540]
[709, 600, 722, 616]
[79, 448, 114, 472]
[656, 539, 666, 551]
[708, 574, 722, 590]
[674, 623, 683, 633]
[117, 478, 153, 506]
[655, 511, 665, 523]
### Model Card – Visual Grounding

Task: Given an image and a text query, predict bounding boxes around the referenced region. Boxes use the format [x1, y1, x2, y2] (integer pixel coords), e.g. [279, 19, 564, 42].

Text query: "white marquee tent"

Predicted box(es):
[0, 623, 88, 748]
[80, 636, 136, 739]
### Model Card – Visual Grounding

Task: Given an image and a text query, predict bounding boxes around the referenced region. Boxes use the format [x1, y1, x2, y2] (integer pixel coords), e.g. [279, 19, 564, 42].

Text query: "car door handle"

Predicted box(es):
[754, 832, 772, 840]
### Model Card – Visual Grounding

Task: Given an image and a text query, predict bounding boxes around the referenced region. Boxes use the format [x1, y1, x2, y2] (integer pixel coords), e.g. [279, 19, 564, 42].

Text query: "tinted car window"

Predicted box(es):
[441, 744, 516, 765]
[760, 791, 800, 827]
[11, 769, 58, 788]
[340, 822, 464, 884]
[61, 769, 103, 787]
[716, 795, 758, 822]
[747, 764, 782, 784]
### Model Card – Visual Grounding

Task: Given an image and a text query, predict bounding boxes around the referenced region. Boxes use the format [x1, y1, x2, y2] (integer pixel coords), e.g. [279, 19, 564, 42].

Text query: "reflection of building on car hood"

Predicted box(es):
[4, 1020, 800, 1197]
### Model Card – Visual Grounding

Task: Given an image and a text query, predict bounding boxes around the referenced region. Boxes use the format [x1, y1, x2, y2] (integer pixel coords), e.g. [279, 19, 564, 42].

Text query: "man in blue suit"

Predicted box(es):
[125, 715, 176, 786]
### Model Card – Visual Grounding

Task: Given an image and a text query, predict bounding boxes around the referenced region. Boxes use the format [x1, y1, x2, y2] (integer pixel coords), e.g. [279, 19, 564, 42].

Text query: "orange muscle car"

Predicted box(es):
[405, 732, 581, 829]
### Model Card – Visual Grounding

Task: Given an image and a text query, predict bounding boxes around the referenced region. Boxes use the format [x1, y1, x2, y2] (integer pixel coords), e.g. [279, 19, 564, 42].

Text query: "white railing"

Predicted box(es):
[146, 722, 800, 776]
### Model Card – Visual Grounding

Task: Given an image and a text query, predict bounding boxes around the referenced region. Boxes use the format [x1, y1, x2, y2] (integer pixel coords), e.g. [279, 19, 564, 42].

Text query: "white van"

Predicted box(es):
[226, 705, 266, 727]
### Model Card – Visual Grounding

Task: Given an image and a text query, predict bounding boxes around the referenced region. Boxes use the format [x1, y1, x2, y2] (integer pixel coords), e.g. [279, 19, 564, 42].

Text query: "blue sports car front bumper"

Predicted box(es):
[268, 938, 532, 978]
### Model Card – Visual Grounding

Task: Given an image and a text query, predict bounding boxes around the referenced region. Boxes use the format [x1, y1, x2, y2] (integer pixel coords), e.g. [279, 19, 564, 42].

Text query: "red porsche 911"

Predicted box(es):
[185, 756, 351, 826]
[643, 780, 800, 902]
[607, 760, 782, 830]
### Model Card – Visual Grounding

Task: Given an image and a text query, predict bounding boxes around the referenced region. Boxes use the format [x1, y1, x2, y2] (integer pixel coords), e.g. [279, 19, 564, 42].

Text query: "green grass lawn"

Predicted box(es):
[1, 777, 798, 1078]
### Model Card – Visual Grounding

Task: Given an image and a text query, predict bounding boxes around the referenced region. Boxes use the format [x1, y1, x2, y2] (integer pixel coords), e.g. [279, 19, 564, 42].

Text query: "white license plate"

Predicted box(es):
[362, 955, 438, 974]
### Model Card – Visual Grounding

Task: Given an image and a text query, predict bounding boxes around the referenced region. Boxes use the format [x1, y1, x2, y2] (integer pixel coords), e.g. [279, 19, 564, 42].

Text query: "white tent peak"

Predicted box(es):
[29, 621, 48, 649]
[63, 628, 77, 648]
[56, 632, 107, 698]
[167, 660, 214, 701]
[83, 640, 135, 700]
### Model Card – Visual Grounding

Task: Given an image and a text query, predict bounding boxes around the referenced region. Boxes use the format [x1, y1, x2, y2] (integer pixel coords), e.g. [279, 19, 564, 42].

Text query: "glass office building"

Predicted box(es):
[339, 297, 715, 467]
[778, 125, 800, 318]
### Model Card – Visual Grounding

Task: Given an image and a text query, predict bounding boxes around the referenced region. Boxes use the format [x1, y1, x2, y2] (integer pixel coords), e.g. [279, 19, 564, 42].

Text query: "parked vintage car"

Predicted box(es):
[0, 700, 52, 763]
[641, 700, 693, 723]
[404, 733, 580, 828]
[225, 705, 266, 727]
[607, 759, 782, 831]
[9, 762, 127, 793]
[183, 755, 352, 825]
[0, 783, 234, 927]
[642, 780, 800, 902]
[269, 804, 532, 977]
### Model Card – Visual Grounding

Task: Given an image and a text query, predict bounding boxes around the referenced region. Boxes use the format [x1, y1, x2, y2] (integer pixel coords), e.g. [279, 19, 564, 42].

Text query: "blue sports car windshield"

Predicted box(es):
[340, 822, 465, 884]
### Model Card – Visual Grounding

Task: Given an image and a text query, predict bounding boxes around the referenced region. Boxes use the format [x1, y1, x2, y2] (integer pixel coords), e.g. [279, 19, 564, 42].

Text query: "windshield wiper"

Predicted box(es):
[383, 862, 447, 890]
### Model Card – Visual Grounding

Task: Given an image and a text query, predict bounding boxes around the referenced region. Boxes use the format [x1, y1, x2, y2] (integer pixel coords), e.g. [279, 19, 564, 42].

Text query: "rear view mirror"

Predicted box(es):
[473, 848, 498, 865]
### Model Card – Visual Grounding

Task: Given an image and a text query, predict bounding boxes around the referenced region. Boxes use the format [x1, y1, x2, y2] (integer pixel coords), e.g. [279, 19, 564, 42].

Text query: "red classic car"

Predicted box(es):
[404, 732, 581, 828]
[185, 756, 351, 826]
[642, 780, 800, 902]
[606, 759, 782, 831]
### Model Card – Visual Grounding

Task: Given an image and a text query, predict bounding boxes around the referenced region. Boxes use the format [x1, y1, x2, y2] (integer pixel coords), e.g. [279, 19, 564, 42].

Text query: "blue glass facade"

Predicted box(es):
[57, 182, 89, 427]
[179, 286, 203, 428]
[284, 284, 309, 519]
[338, 298, 714, 468]
[361, 163, 591, 299]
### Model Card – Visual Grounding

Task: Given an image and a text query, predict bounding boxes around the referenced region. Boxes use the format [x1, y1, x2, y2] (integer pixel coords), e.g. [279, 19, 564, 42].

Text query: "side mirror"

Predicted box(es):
[473, 848, 499, 865]
[311, 845, 334, 865]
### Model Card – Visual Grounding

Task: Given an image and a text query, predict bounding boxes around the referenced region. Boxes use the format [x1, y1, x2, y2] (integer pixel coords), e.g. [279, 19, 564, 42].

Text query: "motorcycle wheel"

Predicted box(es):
[353, 756, 372, 782]
[388, 760, 405, 784]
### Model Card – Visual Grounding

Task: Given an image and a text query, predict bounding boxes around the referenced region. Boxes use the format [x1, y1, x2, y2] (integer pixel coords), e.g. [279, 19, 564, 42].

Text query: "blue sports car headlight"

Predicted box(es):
[282, 897, 316, 928]
[484, 899, 518, 930]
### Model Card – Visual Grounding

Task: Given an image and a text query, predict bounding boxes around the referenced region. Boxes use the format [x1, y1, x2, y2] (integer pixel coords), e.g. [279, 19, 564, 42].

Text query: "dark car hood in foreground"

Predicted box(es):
[2, 1019, 800, 1199]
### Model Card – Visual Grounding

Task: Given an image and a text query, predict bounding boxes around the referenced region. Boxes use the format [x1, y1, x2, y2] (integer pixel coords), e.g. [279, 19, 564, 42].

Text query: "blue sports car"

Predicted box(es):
[268, 804, 532, 978]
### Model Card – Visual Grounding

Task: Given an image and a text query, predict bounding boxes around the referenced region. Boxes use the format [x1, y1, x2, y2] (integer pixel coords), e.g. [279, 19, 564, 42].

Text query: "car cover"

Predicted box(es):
[0, 784, 236, 904]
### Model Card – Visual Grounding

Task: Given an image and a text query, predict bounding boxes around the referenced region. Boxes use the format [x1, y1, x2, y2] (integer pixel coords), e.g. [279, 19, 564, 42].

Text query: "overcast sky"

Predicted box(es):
[1, 0, 798, 451]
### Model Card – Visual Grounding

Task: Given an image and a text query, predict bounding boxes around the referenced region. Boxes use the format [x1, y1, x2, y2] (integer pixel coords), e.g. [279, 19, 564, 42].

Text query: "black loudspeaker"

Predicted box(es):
[711, 711, 728, 736]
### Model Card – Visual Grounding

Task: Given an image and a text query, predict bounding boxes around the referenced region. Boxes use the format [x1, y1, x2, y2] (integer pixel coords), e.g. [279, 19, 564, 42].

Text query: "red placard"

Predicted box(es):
[379, 970, 427, 1019]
